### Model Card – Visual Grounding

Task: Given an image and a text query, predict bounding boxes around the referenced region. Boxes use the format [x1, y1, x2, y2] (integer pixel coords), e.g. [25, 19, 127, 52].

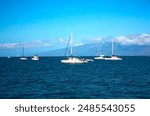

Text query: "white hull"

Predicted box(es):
[86, 59, 94, 62]
[61, 33, 88, 64]
[94, 56, 105, 60]
[106, 39, 122, 60]
[61, 57, 87, 64]
[32, 58, 39, 60]
[20, 57, 28, 60]
[32, 56, 39, 60]
[105, 56, 122, 60]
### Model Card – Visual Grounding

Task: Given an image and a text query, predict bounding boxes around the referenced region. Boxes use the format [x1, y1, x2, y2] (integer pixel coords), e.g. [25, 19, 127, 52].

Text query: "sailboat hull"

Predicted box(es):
[32, 58, 39, 60]
[61, 32, 88, 64]
[32, 56, 39, 60]
[105, 56, 122, 60]
[61, 58, 87, 64]
[20, 57, 28, 60]
[105, 39, 122, 60]
[94, 56, 105, 60]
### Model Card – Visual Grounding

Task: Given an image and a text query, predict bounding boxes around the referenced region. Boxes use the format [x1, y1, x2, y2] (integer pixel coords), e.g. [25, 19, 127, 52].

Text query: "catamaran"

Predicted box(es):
[61, 32, 88, 64]
[20, 46, 28, 60]
[105, 39, 122, 60]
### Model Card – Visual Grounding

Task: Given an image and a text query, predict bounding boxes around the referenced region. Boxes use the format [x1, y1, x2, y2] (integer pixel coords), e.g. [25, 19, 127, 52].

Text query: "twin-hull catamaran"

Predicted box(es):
[61, 32, 88, 64]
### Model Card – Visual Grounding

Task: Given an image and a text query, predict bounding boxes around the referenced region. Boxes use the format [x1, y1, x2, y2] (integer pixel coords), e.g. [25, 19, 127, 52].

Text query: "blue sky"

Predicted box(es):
[0, 0, 150, 50]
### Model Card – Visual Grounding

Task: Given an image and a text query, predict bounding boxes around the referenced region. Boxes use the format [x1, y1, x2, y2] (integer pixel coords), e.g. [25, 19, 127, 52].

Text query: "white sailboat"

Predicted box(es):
[94, 43, 105, 60]
[32, 55, 39, 60]
[61, 32, 88, 64]
[105, 39, 122, 60]
[20, 46, 28, 60]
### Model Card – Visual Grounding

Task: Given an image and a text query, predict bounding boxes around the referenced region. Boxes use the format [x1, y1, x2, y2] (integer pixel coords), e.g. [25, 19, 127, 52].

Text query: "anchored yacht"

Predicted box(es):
[61, 32, 88, 64]
[105, 39, 122, 60]
[20, 46, 28, 60]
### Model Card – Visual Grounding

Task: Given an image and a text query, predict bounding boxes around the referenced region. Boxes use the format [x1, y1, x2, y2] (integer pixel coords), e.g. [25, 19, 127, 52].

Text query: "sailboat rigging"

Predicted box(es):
[61, 32, 88, 64]
[94, 42, 105, 60]
[105, 39, 122, 60]
[20, 46, 28, 60]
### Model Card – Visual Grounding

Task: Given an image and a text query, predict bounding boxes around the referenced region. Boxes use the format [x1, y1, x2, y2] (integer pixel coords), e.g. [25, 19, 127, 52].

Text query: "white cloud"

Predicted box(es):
[0, 43, 18, 49]
[140, 33, 150, 37]
[91, 37, 103, 42]
[43, 43, 52, 47]
[0, 40, 52, 49]
[24, 40, 52, 48]
[114, 36, 136, 45]
[74, 43, 85, 47]
[58, 38, 65, 42]
[0, 37, 72, 49]
[114, 34, 150, 45]
[1, 34, 150, 49]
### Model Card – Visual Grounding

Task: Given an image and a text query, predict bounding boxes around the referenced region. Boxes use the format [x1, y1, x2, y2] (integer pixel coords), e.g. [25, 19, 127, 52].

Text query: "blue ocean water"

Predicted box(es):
[0, 56, 150, 99]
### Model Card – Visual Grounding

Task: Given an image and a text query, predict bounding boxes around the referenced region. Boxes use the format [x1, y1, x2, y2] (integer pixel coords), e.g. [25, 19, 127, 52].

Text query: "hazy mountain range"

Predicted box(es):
[39, 33, 150, 56]
[0, 33, 150, 56]
[40, 43, 150, 56]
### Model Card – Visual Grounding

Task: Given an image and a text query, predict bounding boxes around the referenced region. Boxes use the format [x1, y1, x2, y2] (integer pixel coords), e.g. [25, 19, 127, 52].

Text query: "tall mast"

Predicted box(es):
[70, 32, 72, 56]
[99, 44, 101, 55]
[112, 38, 114, 55]
[23, 46, 24, 57]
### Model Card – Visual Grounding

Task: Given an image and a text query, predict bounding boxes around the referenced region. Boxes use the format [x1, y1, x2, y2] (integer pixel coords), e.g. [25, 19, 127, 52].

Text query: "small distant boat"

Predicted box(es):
[20, 46, 28, 60]
[105, 39, 122, 60]
[7, 56, 10, 58]
[61, 32, 88, 64]
[20, 57, 28, 60]
[32, 55, 39, 61]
